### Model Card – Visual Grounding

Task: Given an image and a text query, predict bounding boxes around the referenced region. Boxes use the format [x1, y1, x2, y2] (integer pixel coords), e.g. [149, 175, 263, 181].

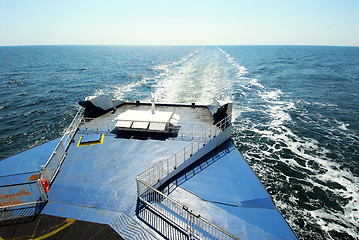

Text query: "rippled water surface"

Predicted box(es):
[1, 45, 358, 239]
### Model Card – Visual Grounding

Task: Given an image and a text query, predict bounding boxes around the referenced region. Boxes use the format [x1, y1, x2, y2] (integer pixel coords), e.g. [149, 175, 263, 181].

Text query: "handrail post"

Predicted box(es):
[36, 179, 48, 201]
[175, 153, 177, 169]
[166, 158, 169, 175]
[136, 178, 141, 197]
[41, 165, 49, 183]
[192, 123, 193, 140]
[158, 163, 161, 182]
[190, 213, 194, 239]
[183, 147, 186, 162]
[191, 141, 193, 156]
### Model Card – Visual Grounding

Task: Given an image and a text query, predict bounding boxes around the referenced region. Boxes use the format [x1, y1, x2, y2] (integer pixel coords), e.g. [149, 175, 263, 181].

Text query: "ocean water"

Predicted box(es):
[0, 45, 358, 239]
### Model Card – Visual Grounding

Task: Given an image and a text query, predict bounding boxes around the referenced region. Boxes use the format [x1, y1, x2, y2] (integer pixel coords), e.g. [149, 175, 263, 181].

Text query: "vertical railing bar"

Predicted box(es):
[175, 153, 177, 168]
[183, 147, 185, 162]
[36, 179, 47, 201]
[191, 141, 193, 156]
[167, 158, 169, 175]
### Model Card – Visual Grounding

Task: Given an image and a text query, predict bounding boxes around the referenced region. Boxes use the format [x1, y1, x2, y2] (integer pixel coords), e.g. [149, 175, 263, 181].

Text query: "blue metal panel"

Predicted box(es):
[0, 172, 39, 186]
[177, 140, 275, 208]
[0, 138, 61, 176]
[172, 140, 297, 239]
[213, 203, 297, 240]
[80, 134, 102, 144]
[43, 201, 123, 225]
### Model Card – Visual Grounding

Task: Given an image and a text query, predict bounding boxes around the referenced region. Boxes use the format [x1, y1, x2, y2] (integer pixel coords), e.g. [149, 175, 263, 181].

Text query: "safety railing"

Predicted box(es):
[81, 116, 210, 141]
[136, 114, 236, 239]
[0, 108, 83, 211]
[62, 108, 84, 149]
[137, 179, 238, 240]
[41, 108, 83, 185]
[81, 117, 116, 133]
[174, 122, 210, 141]
[0, 179, 47, 210]
[137, 114, 231, 188]
[41, 140, 66, 184]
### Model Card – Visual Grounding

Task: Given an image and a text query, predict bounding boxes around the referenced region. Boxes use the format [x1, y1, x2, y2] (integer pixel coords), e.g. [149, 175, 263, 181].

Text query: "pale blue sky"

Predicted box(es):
[1, 0, 358, 46]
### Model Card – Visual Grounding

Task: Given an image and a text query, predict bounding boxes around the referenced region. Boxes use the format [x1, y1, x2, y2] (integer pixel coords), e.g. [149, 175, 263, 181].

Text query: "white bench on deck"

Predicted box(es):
[114, 110, 180, 133]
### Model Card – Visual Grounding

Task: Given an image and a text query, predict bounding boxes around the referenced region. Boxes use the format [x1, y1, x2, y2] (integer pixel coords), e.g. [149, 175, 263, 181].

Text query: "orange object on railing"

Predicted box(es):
[41, 178, 49, 193]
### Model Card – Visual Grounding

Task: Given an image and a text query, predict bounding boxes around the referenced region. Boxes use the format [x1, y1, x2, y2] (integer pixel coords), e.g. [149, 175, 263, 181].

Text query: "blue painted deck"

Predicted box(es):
[45, 134, 188, 216]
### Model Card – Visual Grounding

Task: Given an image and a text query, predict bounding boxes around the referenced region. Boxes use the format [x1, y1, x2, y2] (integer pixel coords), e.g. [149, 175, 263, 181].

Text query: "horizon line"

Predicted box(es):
[1, 43, 358, 47]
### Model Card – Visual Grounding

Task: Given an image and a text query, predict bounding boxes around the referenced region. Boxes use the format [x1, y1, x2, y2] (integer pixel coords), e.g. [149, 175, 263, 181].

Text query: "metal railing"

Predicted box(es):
[137, 180, 238, 240]
[62, 108, 84, 149]
[0, 108, 83, 211]
[41, 140, 66, 184]
[174, 122, 211, 141]
[136, 115, 237, 240]
[41, 108, 83, 184]
[81, 116, 211, 141]
[137, 115, 231, 187]
[0, 179, 47, 210]
[81, 117, 116, 133]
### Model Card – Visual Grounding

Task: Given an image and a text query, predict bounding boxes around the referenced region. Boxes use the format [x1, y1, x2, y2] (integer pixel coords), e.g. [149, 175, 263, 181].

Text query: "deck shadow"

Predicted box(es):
[115, 129, 179, 141]
[0, 201, 46, 226]
[159, 140, 235, 195]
